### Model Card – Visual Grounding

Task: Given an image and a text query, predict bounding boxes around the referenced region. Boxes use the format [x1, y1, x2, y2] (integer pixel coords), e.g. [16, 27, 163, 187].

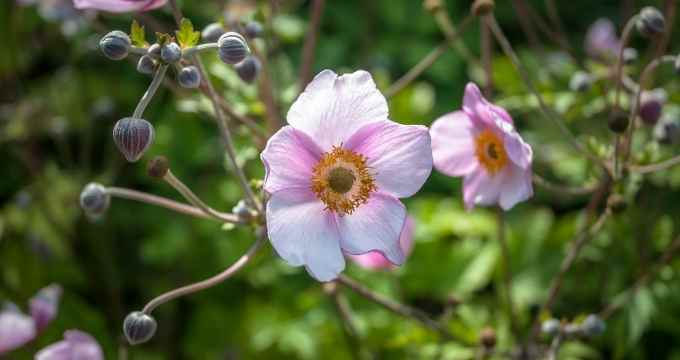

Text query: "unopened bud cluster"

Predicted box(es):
[541, 314, 606, 339]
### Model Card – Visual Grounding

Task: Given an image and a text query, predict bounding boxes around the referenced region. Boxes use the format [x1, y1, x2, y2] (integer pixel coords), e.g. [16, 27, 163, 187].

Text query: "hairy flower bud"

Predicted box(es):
[235, 56, 261, 83]
[479, 327, 496, 348]
[232, 200, 256, 222]
[80, 182, 110, 220]
[160, 42, 182, 64]
[147, 43, 161, 60]
[137, 55, 156, 75]
[147, 156, 169, 178]
[639, 89, 666, 126]
[201, 22, 225, 43]
[541, 318, 561, 337]
[608, 108, 629, 133]
[177, 66, 201, 88]
[636, 7, 665, 37]
[655, 117, 680, 145]
[218, 32, 249, 64]
[623, 48, 638, 64]
[472, 0, 494, 17]
[580, 314, 606, 337]
[113, 117, 155, 162]
[244, 21, 263, 39]
[569, 71, 592, 92]
[99, 30, 131, 60]
[123, 311, 157, 345]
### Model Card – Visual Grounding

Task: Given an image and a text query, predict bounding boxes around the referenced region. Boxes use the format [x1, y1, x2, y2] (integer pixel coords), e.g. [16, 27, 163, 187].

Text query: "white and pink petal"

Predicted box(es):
[261, 126, 323, 194]
[430, 111, 479, 177]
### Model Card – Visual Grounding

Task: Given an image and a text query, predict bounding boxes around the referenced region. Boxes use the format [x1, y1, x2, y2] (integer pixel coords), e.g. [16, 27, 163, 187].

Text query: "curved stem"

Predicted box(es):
[106, 186, 240, 223]
[299, 0, 326, 89]
[129, 46, 148, 55]
[142, 235, 265, 314]
[496, 209, 518, 338]
[182, 43, 218, 58]
[612, 16, 638, 111]
[133, 64, 168, 119]
[630, 154, 680, 174]
[532, 174, 597, 196]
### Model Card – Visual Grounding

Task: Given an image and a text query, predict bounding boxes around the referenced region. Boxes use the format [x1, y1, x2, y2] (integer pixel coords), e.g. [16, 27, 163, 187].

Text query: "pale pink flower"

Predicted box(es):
[430, 83, 533, 210]
[73, 0, 166, 12]
[262, 70, 432, 282]
[349, 216, 415, 270]
[585, 18, 621, 60]
[36, 330, 104, 360]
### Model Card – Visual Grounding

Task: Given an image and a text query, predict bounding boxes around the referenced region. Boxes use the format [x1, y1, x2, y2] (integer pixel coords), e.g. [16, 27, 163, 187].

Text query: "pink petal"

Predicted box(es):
[287, 70, 389, 150]
[0, 310, 36, 354]
[463, 83, 513, 127]
[336, 192, 406, 265]
[345, 120, 432, 198]
[73, 0, 166, 12]
[462, 167, 504, 210]
[261, 126, 323, 194]
[503, 130, 533, 170]
[266, 189, 345, 282]
[430, 111, 478, 177]
[36, 330, 103, 360]
[499, 165, 533, 210]
[30, 284, 62, 333]
[349, 215, 415, 270]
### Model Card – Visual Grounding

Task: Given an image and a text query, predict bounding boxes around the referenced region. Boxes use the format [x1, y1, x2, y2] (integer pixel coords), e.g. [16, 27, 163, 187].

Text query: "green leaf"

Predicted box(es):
[129, 19, 147, 47]
[155, 32, 173, 46]
[176, 18, 200, 48]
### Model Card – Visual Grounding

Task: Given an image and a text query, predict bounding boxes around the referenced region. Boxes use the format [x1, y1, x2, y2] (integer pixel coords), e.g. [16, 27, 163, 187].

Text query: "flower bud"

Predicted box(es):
[244, 21, 263, 39]
[636, 7, 665, 37]
[472, 0, 494, 17]
[479, 327, 496, 348]
[541, 318, 561, 337]
[201, 22, 225, 43]
[608, 108, 629, 133]
[79, 182, 110, 220]
[623, 48, 638, 64]
[99, 30, 131, 60]
[160, 42, 182, 64]
[177, 65, 201, 88]
[675, 55, 680, 74]
[232, 200, 256, 222]
[235, 56, 261, 83]
[218, 32, 249, 64]
[569, 71, 592, 92]
[655, 118, 680, 145]
[123, 311, 157, 345]
[580, 314, 606, 337]
[639, 89, 666, 126]
[113, 117, 155, 162]
[147, 156, 169, 178]
[147, 43, 161, 60]
[607, 194, 627, 213]
[137, 55, 156, 75]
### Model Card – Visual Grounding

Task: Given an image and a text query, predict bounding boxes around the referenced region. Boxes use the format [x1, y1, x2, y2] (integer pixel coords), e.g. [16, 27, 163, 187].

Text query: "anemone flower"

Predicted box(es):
[349, 216, 415, 270]
[73, 0, 166, 12]
[35, 330, 104, 360]
[262, 70, 432, 281]
[585, 18, 621, 60]
[430, 83, 533, 211]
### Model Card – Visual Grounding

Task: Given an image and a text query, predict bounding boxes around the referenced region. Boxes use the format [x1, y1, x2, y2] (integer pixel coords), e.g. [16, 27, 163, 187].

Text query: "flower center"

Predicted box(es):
[475, 129, 508, 175]
[311, 146, 376, 215]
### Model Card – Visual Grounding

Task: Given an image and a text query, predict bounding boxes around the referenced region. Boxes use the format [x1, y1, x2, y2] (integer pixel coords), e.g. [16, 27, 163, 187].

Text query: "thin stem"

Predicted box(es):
[386, 14, 474, 98]
[251, 43, 283, 133]
[336, 274, 454, 340]
[546, 334, 563, 360]
[544, 0, 570, 52]
[142, 235, 265, 314]
[612, 17, 638, 111]
[182, 43, 218, 58]
[324, 282, 367, 360]
[485, 15, 606, 172]
[430, 6, 482, 68]
[600, 234, 680, 320]
[299, 0, 326, 89]
[532, 174, 596, 197]
[129, 46, 148, 55]
[510, 0, 542, 51]
[630, 154, 680, 174]
[132, 64, 168, 119]
[496, 208, 518, 337]
[106, 187, 240, 223]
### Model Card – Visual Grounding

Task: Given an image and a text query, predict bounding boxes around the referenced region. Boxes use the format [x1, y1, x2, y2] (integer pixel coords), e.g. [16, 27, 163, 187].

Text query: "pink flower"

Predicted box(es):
[349, 216, 415, 270]
[430, 83, 533, 210]
[585, 18, 621, 60]
[72, 0, 166, 12]
[262, 70, 432, 282]
[36, 330, 104, 360]
[30, 284, 62, 332]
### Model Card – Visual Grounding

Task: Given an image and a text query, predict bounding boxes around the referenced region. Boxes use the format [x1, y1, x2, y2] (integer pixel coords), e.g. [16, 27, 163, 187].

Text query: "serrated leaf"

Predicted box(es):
[130, 20, 147, 47]
[176, 18, 200, 48]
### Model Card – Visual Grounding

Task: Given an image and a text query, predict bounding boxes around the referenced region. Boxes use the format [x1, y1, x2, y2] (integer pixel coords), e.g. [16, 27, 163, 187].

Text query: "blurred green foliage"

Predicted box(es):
[1, 0, 680, 359]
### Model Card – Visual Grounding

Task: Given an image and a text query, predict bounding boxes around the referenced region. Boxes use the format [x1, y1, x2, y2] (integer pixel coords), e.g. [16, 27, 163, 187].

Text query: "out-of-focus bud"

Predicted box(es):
[472, 0, 494, 17]
[479, 327, 496, 348]
[623, 48, 638, 64]
[218, 32, 249, 64]
[580, 314, 606, 337]
[201, 22, 225, 43]
[177, 66, 201, 88]
[232, 200, 256, 222]
[607, 194, 627, 213]
[29, 284, 62, 332]
[244, 21, 263, 39]
[423, 0, 442, 12]
[608, 108, 629, 133]
[79, 183, 110, 220]
[541, 318, 561, 337]
[147, 43, 161, 60]
[674, 55, 680, 74]
[569, 71, 593, 92]
[160, 42, 182, 63]
[147, 156, 169, 179]
[235, 56, 261, 83]
[99, 30, 131, 60]
[137, 55, 156, 75]
[639, 89, 667, 126]
[636, 7, 665, 37]
[655, 116, 680, 145]
[123, 311, 157, 345]
[112, 117, 155, 162]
